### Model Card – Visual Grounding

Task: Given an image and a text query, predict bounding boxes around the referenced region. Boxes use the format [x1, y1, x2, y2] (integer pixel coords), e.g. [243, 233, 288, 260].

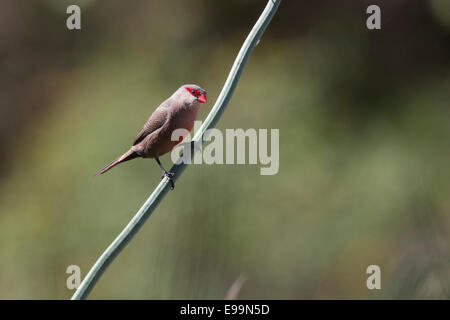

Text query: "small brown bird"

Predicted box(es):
[94, 84, 207, 189]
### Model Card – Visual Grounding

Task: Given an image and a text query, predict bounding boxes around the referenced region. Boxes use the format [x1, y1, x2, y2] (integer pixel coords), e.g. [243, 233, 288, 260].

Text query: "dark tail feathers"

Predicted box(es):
[94, 149, 138, 177]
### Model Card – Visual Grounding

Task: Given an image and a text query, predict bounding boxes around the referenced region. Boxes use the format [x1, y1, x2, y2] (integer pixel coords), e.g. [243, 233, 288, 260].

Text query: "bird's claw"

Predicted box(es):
[161, 171, 174, 179]
[162, 171, 175, 190]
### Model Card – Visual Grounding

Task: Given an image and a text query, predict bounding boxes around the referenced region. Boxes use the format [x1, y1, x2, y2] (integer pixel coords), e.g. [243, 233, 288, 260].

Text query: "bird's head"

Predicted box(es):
[180, 84, 207, 105]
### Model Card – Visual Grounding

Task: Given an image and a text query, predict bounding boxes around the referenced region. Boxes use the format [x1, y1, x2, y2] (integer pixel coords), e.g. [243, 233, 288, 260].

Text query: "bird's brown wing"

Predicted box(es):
[133, 107, 169, 146]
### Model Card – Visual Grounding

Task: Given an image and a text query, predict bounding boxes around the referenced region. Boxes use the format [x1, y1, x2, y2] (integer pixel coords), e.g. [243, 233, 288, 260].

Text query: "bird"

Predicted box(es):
[94, 84, 207, 189]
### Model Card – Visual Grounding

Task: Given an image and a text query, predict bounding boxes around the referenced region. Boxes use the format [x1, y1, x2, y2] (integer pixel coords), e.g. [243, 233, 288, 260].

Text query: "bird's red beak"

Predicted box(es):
[197, 93, 207, 103]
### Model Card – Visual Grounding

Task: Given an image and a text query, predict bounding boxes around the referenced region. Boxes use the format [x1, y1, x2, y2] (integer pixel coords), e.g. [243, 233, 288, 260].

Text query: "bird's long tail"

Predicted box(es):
[94, 149, 138, 176]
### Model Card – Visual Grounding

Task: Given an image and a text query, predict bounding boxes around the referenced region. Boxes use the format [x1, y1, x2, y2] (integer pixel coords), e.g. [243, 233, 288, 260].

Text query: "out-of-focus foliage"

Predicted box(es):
[0, 0, 449, 299]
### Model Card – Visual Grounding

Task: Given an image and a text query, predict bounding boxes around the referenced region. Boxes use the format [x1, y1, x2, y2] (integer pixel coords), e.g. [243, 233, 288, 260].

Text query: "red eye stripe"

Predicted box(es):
[192, 90, 199, 97]
[185, 87, 200, 97]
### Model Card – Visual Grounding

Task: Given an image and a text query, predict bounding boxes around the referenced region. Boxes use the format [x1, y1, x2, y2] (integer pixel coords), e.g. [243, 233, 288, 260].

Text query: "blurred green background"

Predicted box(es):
[0, 0, 449, 299]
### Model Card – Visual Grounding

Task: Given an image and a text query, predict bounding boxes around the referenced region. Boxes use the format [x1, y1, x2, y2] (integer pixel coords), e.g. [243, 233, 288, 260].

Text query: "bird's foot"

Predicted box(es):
[162, 171, 175, 190]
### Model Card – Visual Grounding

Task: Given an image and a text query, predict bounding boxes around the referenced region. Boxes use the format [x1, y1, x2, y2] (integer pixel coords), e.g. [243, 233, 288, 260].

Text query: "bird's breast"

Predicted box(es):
[142, 106, 200, 158]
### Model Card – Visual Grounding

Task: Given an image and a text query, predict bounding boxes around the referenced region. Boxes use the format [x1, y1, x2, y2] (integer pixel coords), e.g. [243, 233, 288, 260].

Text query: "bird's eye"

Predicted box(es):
[192, 90, 198, 96]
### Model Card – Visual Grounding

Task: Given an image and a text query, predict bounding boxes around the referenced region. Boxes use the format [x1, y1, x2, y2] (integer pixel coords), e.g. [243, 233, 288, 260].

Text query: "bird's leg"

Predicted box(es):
[155, 157, 174, 190]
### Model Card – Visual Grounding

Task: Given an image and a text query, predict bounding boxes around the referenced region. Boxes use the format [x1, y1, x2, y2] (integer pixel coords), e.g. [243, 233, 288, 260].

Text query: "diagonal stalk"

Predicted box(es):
[71, 0, 281, 300]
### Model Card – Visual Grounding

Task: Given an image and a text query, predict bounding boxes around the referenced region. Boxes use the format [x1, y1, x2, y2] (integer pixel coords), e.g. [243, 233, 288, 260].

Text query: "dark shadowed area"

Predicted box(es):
[0, 0, 449, 299]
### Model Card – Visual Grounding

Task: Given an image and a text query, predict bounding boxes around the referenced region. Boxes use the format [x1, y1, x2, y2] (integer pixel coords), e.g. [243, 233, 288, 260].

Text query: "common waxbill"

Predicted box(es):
[94, 84, 207, 189]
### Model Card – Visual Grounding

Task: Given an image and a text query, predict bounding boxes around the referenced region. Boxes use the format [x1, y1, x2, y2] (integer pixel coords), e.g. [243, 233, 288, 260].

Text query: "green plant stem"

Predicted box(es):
[71, 0, 281, 300]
